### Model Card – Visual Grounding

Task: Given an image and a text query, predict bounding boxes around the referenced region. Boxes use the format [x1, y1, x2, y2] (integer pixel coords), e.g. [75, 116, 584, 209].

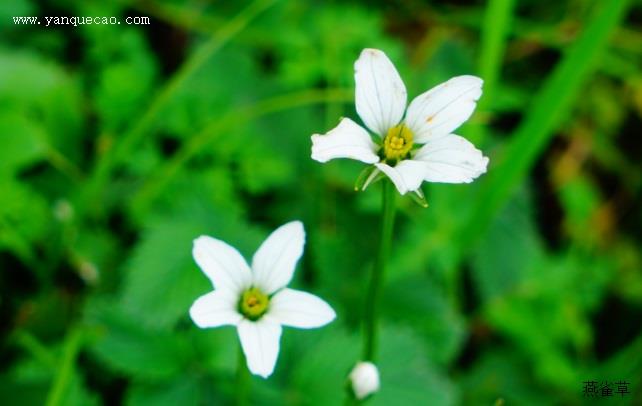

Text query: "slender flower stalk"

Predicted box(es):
[311, 48, 489, 400]
[363, 181, 396, 360]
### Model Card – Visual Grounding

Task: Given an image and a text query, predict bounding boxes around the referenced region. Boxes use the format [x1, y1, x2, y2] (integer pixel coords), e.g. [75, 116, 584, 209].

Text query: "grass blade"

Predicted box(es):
[478, 0, 515, 111]
[457, 0, 631, 256]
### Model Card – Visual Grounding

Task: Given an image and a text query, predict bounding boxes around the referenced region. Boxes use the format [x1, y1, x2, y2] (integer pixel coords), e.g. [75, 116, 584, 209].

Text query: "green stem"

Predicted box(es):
[363, 180, 396, 361]
[45, 327, 83, 406]
[235, 346, 250, 406]
[13, 330, 56, 368]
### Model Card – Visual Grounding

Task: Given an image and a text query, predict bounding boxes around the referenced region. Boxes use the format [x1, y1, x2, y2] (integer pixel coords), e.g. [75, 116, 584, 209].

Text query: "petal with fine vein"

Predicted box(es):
[252, 221, 305, 295]
[355, 48, 407, 136]
[189, 291, 241, 328]
[311, 118, 379, 164]
[193, 236, 252, 294]
[269, 288, 336, 329]
[413, 134, 489, 183]
[238, 317, 282, 378]
[375, 160, 427, 195]
[405, 75, 482, 143]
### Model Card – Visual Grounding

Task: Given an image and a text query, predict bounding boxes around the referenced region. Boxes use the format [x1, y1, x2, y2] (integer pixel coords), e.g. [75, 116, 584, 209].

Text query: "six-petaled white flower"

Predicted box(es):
[349, 361, 380, 400]
[311, 48, 489, 196]
[189, 221, 336, 378]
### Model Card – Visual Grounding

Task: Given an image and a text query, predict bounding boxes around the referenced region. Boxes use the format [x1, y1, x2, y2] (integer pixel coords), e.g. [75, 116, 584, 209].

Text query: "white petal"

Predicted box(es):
[251, 221, 305, 295]
[405, 75, 482, 143]
[189, 290, 241, 328]
[237, 317, 282, 378]
[193, 236, 252, 294]
[268, 288, 336, 329]
[354, 48, 407, 136]
[311, 118, 379, 164]
[413, 134, 489, 183]
[375, 160, 427, 195]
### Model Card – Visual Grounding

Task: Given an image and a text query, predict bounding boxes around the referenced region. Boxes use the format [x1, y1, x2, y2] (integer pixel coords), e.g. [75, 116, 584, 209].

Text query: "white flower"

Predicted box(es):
[189, 221, 336, 378]
[311, 48, 489, 196]
[349, 361, 380, 400]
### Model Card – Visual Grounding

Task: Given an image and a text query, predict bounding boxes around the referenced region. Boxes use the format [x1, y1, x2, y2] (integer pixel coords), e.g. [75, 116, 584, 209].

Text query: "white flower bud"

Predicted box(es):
[349, 361, 380, 400]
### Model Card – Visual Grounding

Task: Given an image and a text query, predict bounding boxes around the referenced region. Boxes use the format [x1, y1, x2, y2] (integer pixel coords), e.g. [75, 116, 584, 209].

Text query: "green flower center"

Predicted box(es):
[239, 287, 269, 320]
[382, 124, 414, 162]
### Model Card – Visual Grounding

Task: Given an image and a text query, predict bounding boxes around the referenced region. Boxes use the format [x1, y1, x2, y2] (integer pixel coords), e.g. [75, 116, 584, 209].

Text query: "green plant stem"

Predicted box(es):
[363, 180, 396, 361]
[45, 327, 83, 406]
[13, 330, 56, 368]
[235, 346, 251, 406]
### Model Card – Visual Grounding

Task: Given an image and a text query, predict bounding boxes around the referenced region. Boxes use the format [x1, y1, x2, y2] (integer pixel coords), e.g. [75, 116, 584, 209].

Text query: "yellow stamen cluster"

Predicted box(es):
[382, 124, 413, 162]
[239, 287, 269, 320]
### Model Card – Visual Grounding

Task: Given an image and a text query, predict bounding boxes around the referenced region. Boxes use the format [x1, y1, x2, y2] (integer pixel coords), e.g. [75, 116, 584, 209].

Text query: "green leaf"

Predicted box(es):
[0, 112, 46, 175]
[237, 136, 295, 194]
[265, 4, 403, 88]
[596, 334, 642, 391]
[461, 350, 556, 405]
[125, 376, 202, 406]
[94, 31, 158, 132]
[382, 275, 466, 365]
[287, 325, 456, 405]
[289, 326, 360, 405]
[0, 178, 51, 262]
[472, 188, 545, 302]
[159, 48, 258, 138]
[0, 49, 83, 160]
[372, 326, 457, 406]
[85, 299, 189, 380]
[484, 293, 580, 390]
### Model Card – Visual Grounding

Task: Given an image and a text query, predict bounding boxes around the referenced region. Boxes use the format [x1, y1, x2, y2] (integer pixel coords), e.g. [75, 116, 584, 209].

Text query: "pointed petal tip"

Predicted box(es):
[328, 307, 337, 323]
[360, 48, 384, 57]
[451, 74, 484, 87]
[268, 289, 337, 329]
[282, 219, 304, 236]
[192, 235, 207, 246]
[238, 319, 282, 380]
[354, 48, 407, 136]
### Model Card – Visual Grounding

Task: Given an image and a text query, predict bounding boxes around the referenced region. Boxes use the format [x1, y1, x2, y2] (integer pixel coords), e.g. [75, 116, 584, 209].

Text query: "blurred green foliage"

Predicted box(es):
[1, 0, 642, 404]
